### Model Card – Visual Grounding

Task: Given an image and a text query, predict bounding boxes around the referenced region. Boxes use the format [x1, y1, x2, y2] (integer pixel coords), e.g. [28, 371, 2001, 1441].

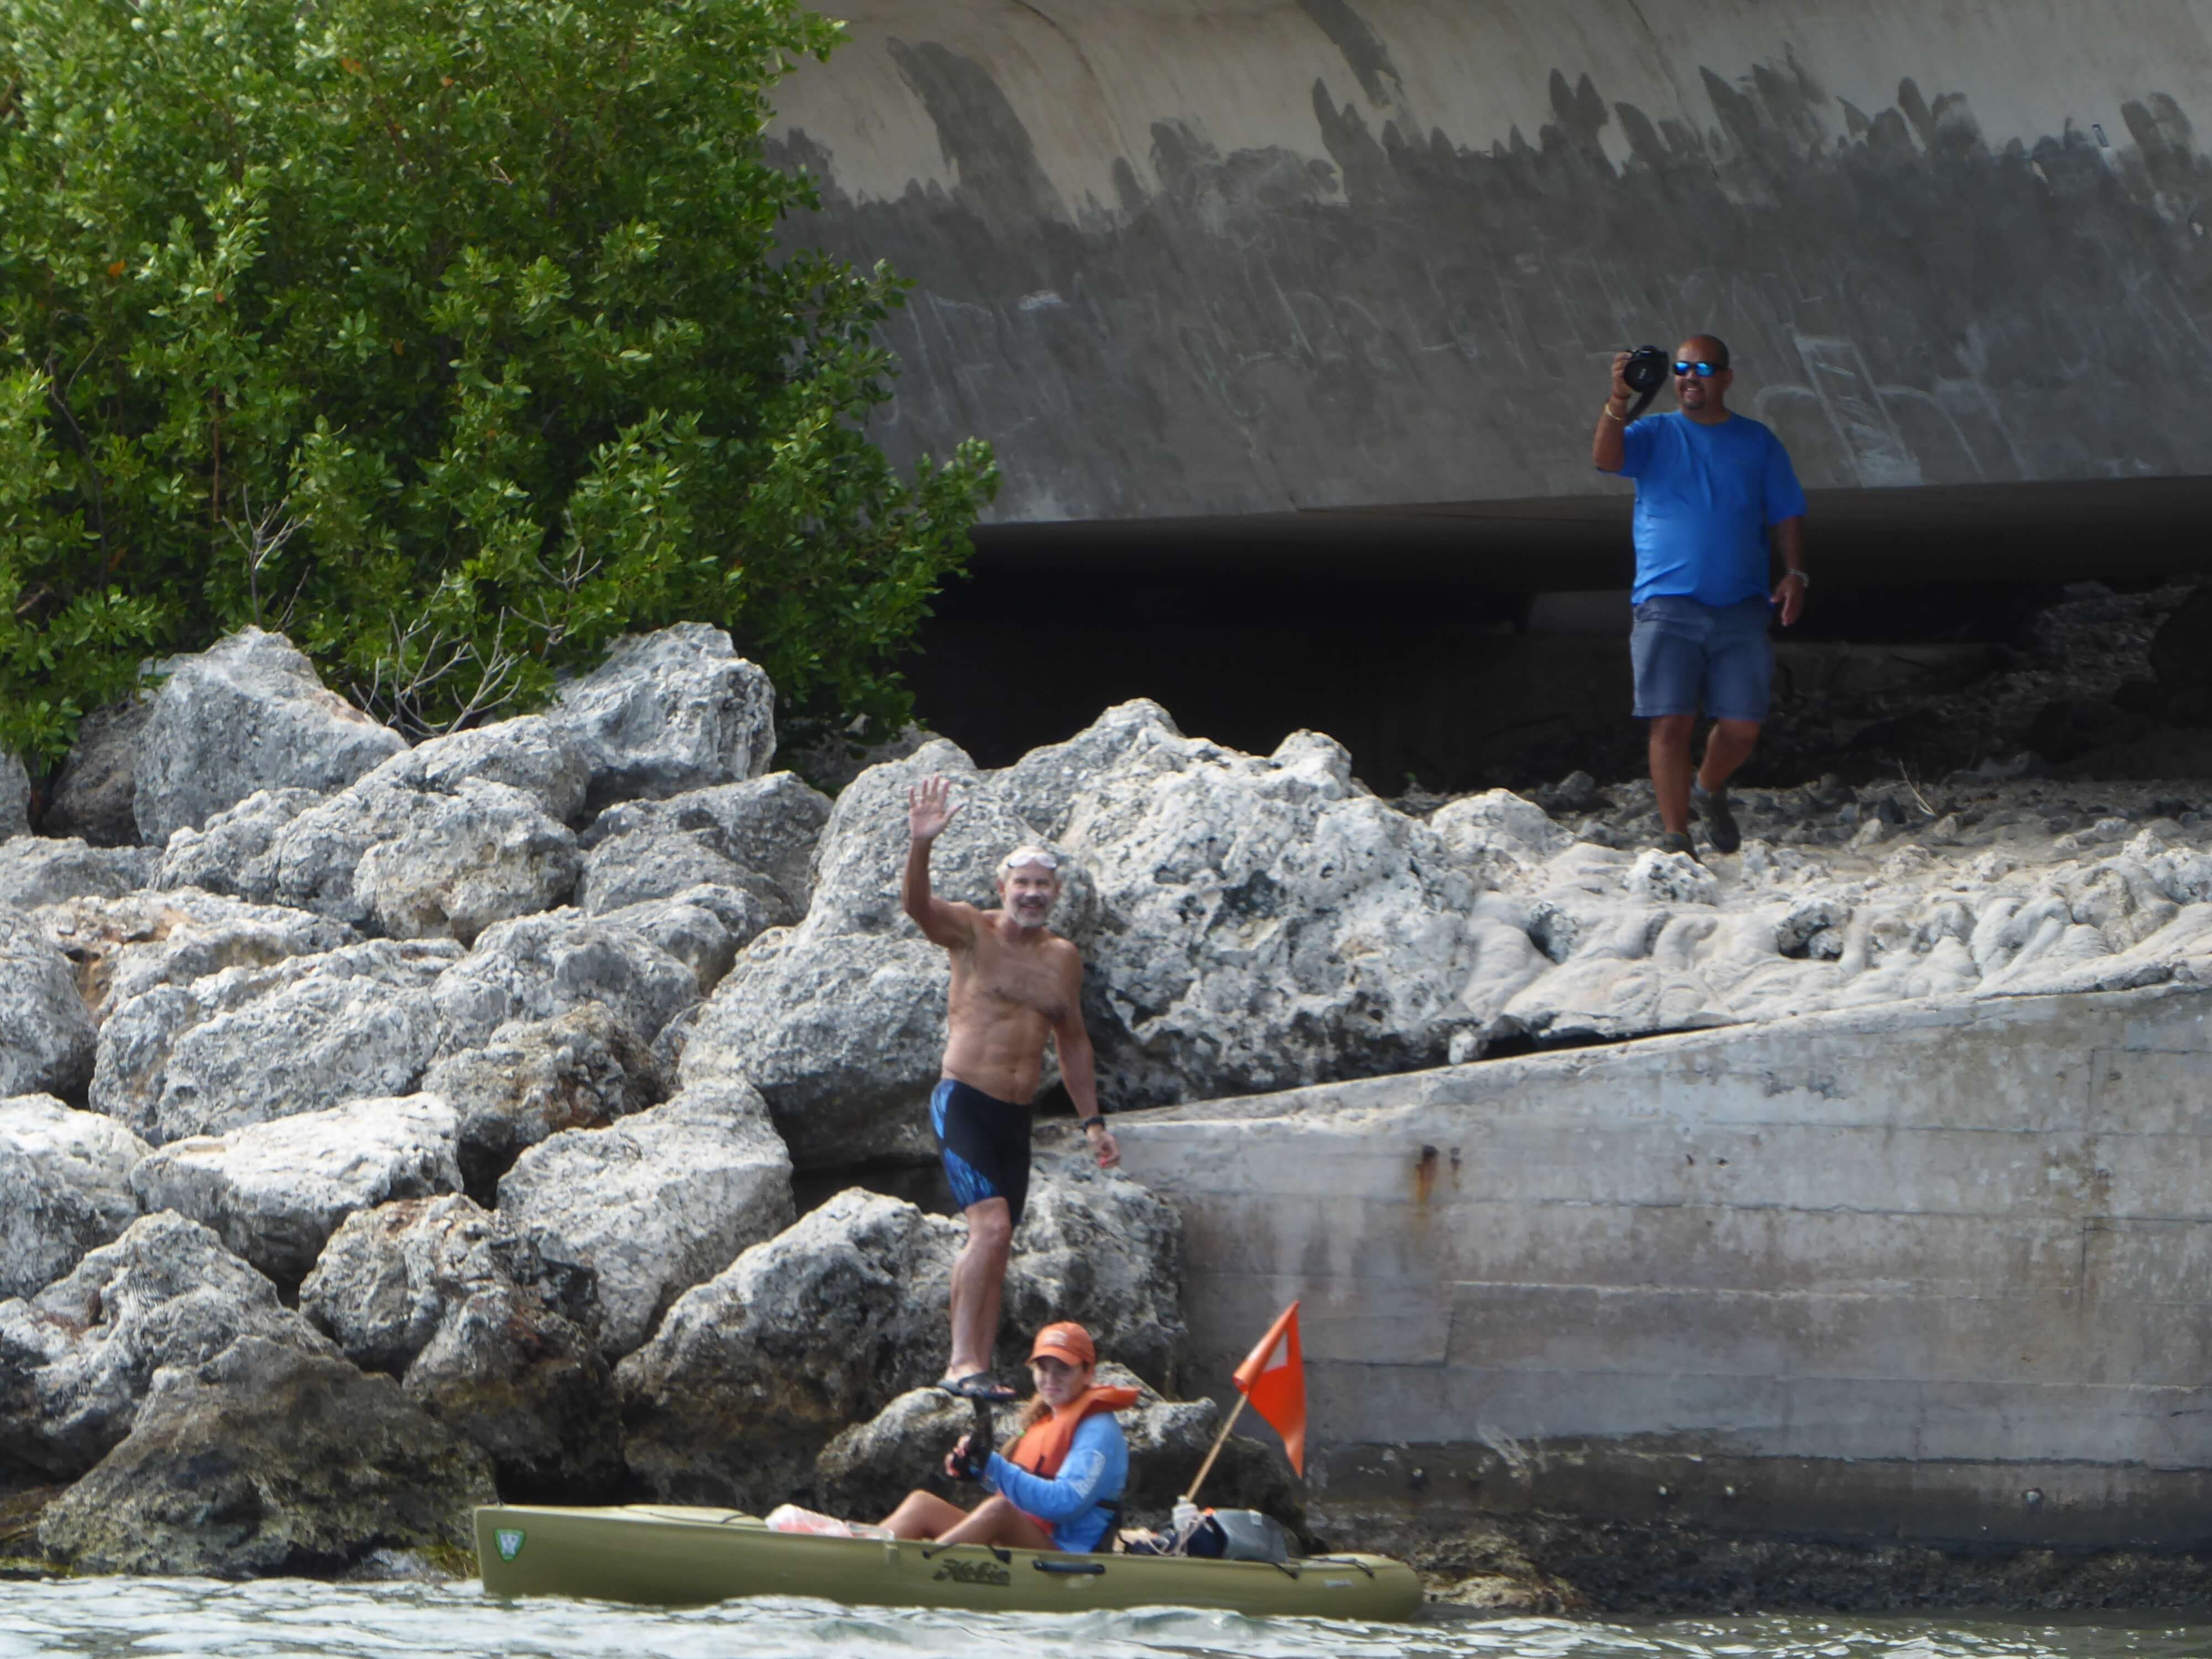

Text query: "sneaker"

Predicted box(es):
[1655, 830, 1698, 860]
[1692, 782, 1741, 854]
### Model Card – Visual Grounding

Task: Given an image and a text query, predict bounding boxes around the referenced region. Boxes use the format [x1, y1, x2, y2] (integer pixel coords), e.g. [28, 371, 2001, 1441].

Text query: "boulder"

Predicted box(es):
[677, 922, 950, 1168]
[813, 1367, 1297, 1527]
[35, 1334, 495, 1576]
[0, 1094, 149, 1300]
[43, 697, 152, 847]
[420, 1004, 665, 1202]
[375, 715, 591, 824]
[580, 771, 831, 920]
[128, 1094, 462, 1291]
[0, 838, 160, 911]
[992, 1164, 1187, 1392]
[1430, 789, 1575, 886]
[430, 909, 700, 1056]
[301, 1194, 618, 1498]
[154, 786, 325, 897]
[0, 905, 97, 1099]
[594, 884, 775, 996]
[552, 624, 777, 809]
[498, 1080, 795, 1357]
[0, 1212, 336, 1478]
[616, 1169, 1185, 1508]
[268, 772, 581, 942]
[133, 628, 406, 845]
[90, 937, 460, 1144]
[33, 888, 358, 1025]
[1052, 719, 1478, 1107]
[0, 750, 29, 842]
[616, 1188, 957, 1508]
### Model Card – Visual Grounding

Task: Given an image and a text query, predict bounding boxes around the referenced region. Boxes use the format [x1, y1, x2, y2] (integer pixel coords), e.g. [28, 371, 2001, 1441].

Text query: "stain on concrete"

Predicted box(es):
[770, 37, 2212, 523]
[1294, 0, 1405, 109]
[885, 39, 1068, 231]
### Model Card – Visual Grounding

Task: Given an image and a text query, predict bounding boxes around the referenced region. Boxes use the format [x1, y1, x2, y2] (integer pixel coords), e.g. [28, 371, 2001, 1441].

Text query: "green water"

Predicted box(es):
[0, 1579, 2204, 1659]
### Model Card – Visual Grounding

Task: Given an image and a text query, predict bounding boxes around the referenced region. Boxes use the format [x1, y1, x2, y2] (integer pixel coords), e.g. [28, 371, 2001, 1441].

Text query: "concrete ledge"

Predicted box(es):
[1110, 983, 2212, 1547]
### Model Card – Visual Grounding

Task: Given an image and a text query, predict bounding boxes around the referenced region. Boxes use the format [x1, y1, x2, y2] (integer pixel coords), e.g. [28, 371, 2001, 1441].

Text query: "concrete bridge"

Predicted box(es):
[775, 0, 2212, 554]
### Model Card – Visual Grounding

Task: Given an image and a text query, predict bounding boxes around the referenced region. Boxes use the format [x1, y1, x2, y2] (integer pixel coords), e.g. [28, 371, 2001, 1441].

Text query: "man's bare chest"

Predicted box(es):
[957, 945, 1066, 1022]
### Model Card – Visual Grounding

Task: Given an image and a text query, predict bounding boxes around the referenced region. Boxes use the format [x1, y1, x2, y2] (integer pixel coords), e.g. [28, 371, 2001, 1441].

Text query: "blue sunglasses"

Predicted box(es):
[1673, 359, 1725, 378]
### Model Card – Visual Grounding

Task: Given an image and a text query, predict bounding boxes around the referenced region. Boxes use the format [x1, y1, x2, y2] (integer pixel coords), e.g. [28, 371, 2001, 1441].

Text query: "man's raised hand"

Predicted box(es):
[909, 775, 960, 843]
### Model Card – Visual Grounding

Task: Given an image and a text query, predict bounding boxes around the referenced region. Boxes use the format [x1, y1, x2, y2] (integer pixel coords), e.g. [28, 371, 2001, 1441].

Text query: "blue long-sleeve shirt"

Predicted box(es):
[984, 1413, 1128, 1553]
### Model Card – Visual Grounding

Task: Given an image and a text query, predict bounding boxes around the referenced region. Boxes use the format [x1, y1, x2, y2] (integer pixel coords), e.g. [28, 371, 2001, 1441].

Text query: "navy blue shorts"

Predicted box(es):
[931, 1078, 1031, 1227]
[1630, 595, 1774, 721]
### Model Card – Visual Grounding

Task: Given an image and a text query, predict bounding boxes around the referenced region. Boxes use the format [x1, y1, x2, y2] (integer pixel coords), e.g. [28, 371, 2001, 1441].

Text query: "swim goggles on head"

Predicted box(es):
[1002, 850, 1060, 871]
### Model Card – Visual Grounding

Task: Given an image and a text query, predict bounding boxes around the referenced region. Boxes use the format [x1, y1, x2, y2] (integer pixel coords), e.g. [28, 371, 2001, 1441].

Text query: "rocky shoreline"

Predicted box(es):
[5, 618, 2212, 1610]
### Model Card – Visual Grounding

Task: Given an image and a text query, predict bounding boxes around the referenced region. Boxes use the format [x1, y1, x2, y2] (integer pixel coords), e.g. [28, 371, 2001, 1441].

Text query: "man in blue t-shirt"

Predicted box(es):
[1593, 334, 1809, 857]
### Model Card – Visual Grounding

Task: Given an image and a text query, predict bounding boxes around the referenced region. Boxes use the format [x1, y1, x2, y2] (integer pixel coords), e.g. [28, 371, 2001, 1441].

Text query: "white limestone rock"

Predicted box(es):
[994, 698, 1178, 841]
[0, 905, 97, 1098]
[1431, 789, 1575, 885]
[614, 1189, 960, 1508]
[154, 786, 325, 897]
[128, 1093, 462, 1289]
[593, 884, 774, 995]
[90, 938, 460, 1144]
[420, 1003, 664, 1200]
[1625, 847, 1721, 906]
[269, 772, 581, 943]
[583, 771, 830, 910]
[993, 1160, 1188, 1392]
[497, 1080, 795, 1358]
[0, 750, 29, 842]
[133, 628, 406, 844]
[677, 922, 948, 1168]
[0, 837, 160, 911]
[615, 1169, 1187, 1510]
[378, 715, 591, 824]
[300, 1193, 618, 1496]
[0, 1211, 336, 1478]
[430, 909, 700, 1056]
[0, 1094, 149, 1299]
[1056, 720, 1478, 1107]
[33, 888, 358, 1025]
[552, 624, 777, 810]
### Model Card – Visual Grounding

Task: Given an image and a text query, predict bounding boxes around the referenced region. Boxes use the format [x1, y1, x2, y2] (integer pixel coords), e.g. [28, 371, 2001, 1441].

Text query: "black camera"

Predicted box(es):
[1622, 345, 1670, 396]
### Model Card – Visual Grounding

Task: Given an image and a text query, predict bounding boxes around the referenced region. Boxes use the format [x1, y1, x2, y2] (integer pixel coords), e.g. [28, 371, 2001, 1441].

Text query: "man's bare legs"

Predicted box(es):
[1698, 718, 1760, 794]
[1652, 715, 1761, 835]
[945, 1197, 1012, 1381]
[880, 1490, 1054, 1550]
[1649, 714, 1697, 834]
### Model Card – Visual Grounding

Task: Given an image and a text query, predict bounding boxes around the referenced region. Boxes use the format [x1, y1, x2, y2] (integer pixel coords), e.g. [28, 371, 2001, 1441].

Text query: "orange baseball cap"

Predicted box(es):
[1028, 1322, 1096, 1367]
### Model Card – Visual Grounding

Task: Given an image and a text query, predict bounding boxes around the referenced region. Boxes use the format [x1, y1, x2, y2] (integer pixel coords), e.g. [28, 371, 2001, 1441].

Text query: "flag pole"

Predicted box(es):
[1180, 1391, 1250, 1505]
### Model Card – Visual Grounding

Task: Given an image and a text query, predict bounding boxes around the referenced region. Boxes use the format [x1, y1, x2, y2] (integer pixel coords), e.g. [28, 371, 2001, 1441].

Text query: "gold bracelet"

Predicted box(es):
[1601, 403, 1629, 422]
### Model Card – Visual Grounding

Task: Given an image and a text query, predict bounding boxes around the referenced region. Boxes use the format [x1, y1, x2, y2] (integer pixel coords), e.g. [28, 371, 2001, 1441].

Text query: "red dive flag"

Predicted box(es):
[1231, 1301, 1307, 1477]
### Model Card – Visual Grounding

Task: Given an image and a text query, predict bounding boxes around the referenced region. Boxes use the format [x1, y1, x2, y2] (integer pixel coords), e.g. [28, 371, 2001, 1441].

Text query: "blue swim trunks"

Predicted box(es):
[1630, 594, 1774, 721]
[930, 1078, 1032, 1226]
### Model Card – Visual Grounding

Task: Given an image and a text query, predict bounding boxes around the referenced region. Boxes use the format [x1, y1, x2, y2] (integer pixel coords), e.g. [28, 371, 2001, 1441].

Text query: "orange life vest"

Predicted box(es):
[1004, 1384, 1139, 1531]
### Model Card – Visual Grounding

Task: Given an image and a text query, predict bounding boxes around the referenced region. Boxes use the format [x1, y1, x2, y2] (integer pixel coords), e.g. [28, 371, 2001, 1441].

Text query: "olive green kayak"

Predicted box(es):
[473, 1503, 1424, 1621]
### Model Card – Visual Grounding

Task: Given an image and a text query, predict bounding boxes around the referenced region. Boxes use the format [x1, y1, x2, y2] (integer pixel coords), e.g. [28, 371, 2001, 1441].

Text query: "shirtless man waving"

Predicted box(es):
[905, 775, 1119, 1400]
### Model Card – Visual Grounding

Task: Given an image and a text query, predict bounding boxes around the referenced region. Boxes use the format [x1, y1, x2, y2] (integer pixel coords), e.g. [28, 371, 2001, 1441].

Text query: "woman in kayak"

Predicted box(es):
[879, 1321, 1136, 1552]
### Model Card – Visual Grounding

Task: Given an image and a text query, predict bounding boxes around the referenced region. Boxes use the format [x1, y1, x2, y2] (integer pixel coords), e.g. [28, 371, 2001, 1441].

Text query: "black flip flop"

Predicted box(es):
[936, 1373, 1019, 1404]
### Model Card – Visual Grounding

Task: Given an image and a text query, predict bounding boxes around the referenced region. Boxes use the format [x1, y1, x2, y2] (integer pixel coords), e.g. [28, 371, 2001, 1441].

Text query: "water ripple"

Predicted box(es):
[1, 1579, 2206, 1659]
